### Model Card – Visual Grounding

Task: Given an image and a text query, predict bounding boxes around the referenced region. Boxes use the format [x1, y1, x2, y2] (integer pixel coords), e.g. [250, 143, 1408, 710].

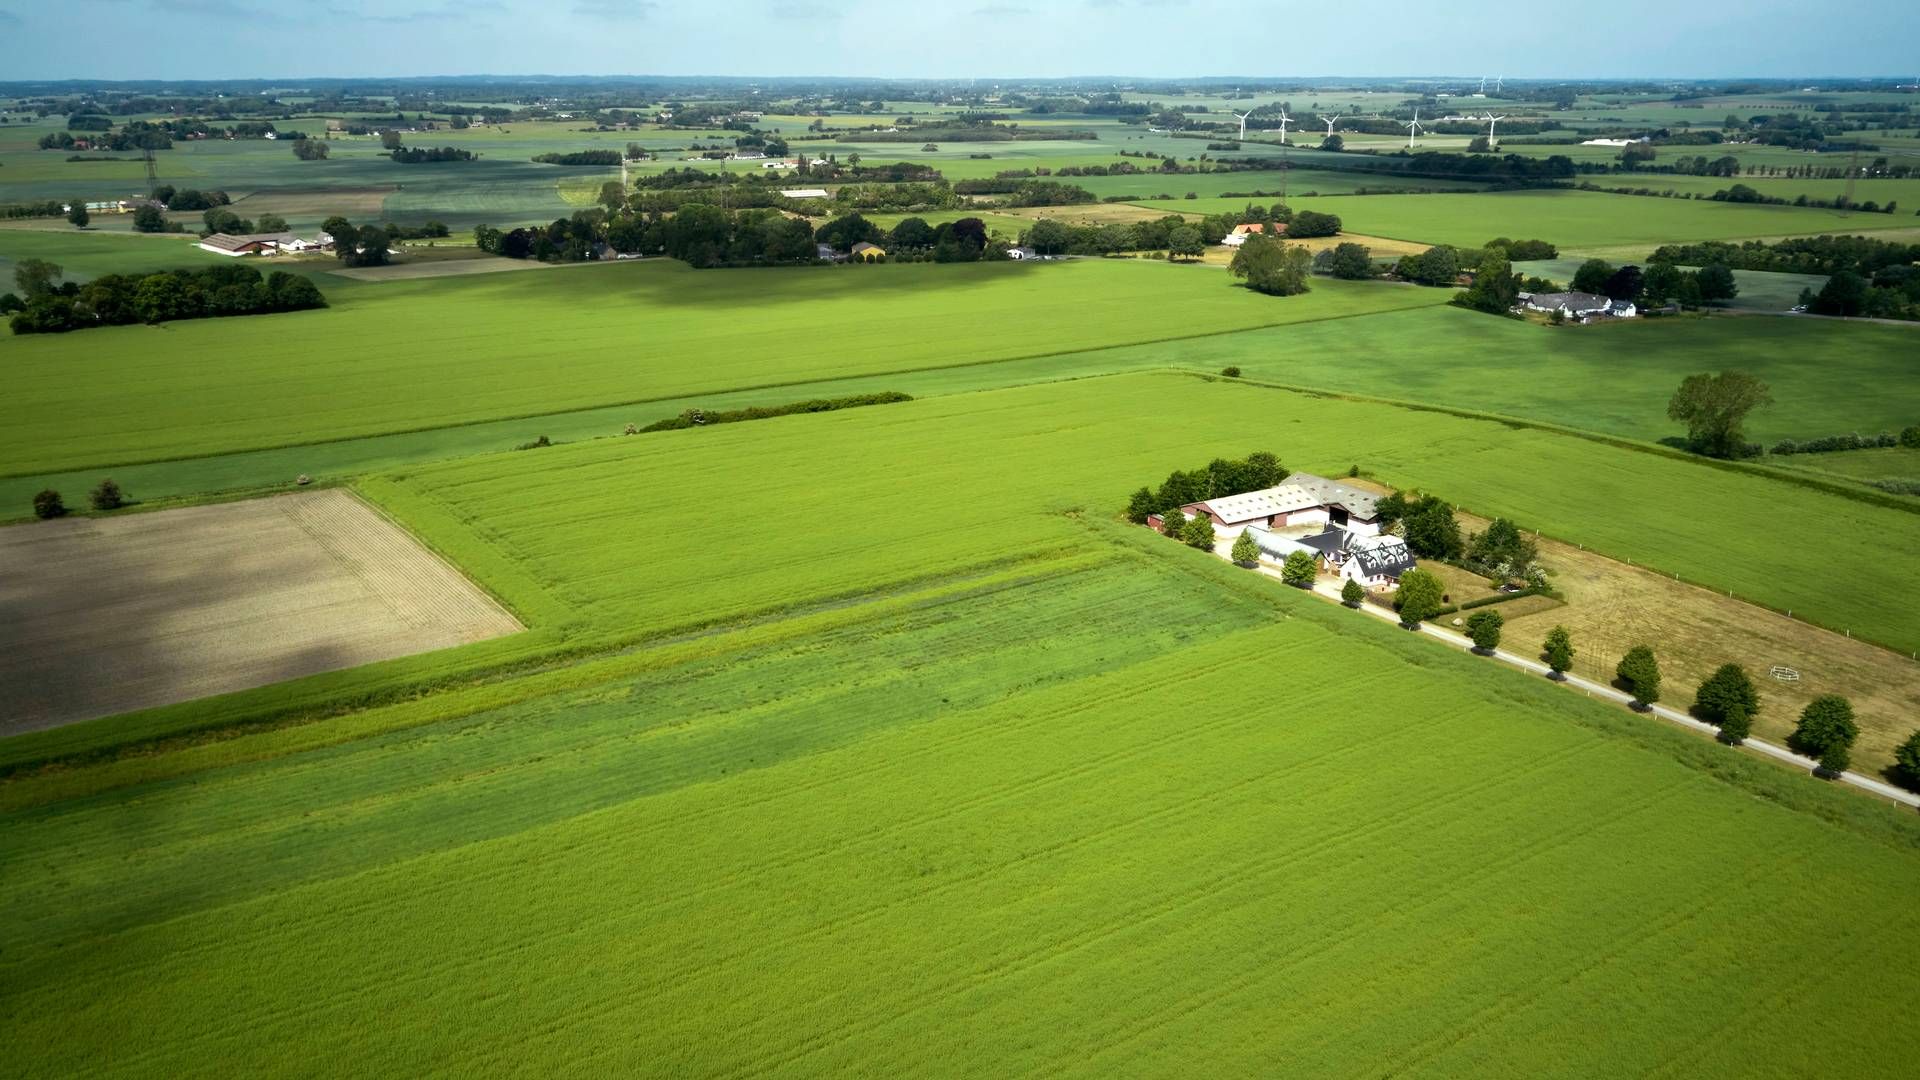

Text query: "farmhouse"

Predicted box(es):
[1519, 291, 1636, 320]
[1220, 222, 1285, 248]
[1178, 473, 1383, 536]
[1245, 525, 1418, 589]
[1007, 245, 1037, 260]
[780, 188, 830, 199]
[851, 241, 886, 261]
[197, 232, 299, 257]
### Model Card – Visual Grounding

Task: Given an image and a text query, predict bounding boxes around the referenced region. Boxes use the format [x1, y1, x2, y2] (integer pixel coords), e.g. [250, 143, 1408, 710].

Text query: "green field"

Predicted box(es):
[1129, 188, 1917, 250]
[5, 430, 1919, 1077]
[1, 259, 1452, 475]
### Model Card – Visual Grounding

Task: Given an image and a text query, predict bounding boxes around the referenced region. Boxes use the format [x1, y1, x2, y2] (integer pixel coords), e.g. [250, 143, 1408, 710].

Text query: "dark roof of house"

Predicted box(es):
[1526, 291, 1611, 312]
[1294, 526, 1349, 556]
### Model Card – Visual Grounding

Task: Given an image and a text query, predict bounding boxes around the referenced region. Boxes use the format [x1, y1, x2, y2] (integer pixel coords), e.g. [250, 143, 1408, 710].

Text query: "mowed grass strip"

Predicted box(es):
[377, 372, 1920, 654]
[1127, 188, 1913, 250]
[3, 554, 1915, 1076]
[2, 258, 1449, 476]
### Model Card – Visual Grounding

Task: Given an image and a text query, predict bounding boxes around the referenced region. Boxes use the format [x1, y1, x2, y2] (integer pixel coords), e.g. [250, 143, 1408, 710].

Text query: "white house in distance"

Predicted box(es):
[1220, 222, 1285, 248]
[779, 188, 830, 199]
[1247, 526, 1417, 589]
[1519, 291, 1636, 320]
[196, 232, 328, 257]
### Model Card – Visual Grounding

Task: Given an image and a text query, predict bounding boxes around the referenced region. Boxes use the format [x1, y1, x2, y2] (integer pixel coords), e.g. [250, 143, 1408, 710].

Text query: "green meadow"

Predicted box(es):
[1, 259, 1452, 475]
[1132, 188, 1915, 249]
[5, 494, 1919, 1078]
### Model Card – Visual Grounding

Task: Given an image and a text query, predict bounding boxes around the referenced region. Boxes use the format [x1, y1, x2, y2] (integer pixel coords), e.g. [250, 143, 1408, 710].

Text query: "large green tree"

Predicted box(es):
[1465, 609, 1504, 652]
[1229, 234, 1312, 296]
[1666, 371, 1772, 458]
[1543, 625, 1574, 679]
[1281, 550, 1317, 587]
[1693, 664, 1759, 728]
[1616, 645, 1661, 707]
[1570, 258, 1614, 294]
[67, 199, 89, 229]
[1395, 569, 1444, 627]
[1455, 249, 1519, 314]
[1167, 226, 1204, 262]
[1790, 695, 1858, 760]
[13, 258, 62, 299]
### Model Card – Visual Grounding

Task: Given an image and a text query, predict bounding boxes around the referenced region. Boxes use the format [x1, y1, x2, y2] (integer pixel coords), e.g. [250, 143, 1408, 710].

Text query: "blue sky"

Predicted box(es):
[0, 0, 1915, 81]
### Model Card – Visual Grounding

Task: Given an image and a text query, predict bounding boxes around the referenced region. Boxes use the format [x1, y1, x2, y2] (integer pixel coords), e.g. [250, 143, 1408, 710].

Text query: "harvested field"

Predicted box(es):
[326, 256, 576, 281]
[0, 489, 520, 733]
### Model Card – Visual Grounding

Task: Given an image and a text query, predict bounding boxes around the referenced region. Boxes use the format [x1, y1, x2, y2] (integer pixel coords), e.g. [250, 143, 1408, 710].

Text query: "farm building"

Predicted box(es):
[196, 232, 300, 257]
[1007, 245, 1037, 260]
[1245, 525, 1418, 589]
[1519, 292, 1636, 320]
[1178, 473, 1383, 537]
[780, 188, 830, 199]
[1220, 222, 1285, 248]
[850, 241, 886, 261]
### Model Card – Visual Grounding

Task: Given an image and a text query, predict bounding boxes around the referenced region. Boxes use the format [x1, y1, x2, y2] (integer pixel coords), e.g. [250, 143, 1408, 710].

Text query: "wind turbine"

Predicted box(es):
[1321, 114, 1340, 139]
[1402, 107, 1425, 148]
[1481, 113, 1507, 145]
[1478, 75, 1487, 95]
[1274, 107, 1293, 145]
[1495, 75, 1504, 93]
[1232, 109, 1252, 141]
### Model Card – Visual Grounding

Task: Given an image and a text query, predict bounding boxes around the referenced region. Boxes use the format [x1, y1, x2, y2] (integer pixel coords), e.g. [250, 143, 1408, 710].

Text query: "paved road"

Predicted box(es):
[1239, 557, 1920, 810]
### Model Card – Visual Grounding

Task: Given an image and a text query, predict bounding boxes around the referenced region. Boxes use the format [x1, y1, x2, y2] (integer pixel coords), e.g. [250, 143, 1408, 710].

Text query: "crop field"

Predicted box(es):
[2, 259, 1452, 475]
[4, 527, 1919, 1077]
[1126, 189, 1915, 250]
[0, 489, 520, 733]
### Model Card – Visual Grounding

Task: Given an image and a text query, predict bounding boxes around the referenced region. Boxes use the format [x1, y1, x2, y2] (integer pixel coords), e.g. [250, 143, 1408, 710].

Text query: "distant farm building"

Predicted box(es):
[780, 188, 830, 199]
[1007, 245, 1036, 260]
[1519, 292, 1636, 320]
[1221, 222, 1285, 248]
[1176, 473, 1384, 537]
[850, 241, 886, 261]
[1245, 525, 1418, 589]
[196, 232, 326, 257]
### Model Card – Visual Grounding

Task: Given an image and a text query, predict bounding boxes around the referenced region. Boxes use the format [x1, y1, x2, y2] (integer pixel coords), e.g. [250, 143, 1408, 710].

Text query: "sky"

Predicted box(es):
[0, 0, 1916, 82]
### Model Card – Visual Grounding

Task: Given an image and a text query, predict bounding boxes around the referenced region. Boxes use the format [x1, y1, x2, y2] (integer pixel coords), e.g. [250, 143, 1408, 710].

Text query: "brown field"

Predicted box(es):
[998, 203, 1176, 228]
[326, 254, 574, 281]
[1193, 232, 1431, 266]
[223, 185, 395, 222]
[0, 489, 521, 734]
[1484, 516, 1920, 775]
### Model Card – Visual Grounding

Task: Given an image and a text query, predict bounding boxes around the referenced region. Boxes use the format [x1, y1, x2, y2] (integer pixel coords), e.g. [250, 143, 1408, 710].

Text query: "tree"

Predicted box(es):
[32, 489, 65, 519]
[1790, 695, 1858, 760]
[1455, 249, 1519, 314]
[292, 138, 330, 160]
[1228, 234, 1312, 296]
[1395, 569, 1444, 627]
[1160, 509, 1187, 538]
[1319, 134, 1343, 152]
[1340, 579, 1365, 607]
[1667, 371, 1772, 458]
[256, 213, 288, 233]
[1818, 742, 1851, 776]
[598, 181, 627, 212]
[1641, 261, 1684, 308]
[14, 258, 62, 299]
[1167, 226, 1204, 261]
[1181, 512, 1216, 550]
[1695, 263, 1739, 303]
[132, 205, 167, 233]
[1718, 703, 1752, 745]
[1570, 258, 1614, 295]
[1464, 609, 1504, 652]
[67, 199, 89, 228]
[1894, 729, 1920, 791]
[89, 478, 126, 511]
[380, 129, 404, 150]
[1286, 211, 1341, 239]
[889, 217, 935, 250]
[1395, 245, 1459, 287]
[1125, 487, 1156, 525]
[1465, 518, 1536, 577]
[1326, 242, 1373, 280]
[1281, 549, 1316, 586]
[1615, 645, 1661, 707]
[1810, 270, 1869, 316]
[1026, 218, 1070, 256]
[1231, 530, 1260, 567]
[1401, 496, 1462, 560]
[816, 212, 882, 252]
[1602, 264, 1644, 302]
[1693, 664, 1759, 727]
[1543, 625, 1574, 679]
[1468, 135, 1492, 153]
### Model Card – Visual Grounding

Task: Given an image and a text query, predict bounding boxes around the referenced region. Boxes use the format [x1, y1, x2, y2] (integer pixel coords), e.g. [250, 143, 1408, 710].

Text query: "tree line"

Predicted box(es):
[4, 259, 325, 334]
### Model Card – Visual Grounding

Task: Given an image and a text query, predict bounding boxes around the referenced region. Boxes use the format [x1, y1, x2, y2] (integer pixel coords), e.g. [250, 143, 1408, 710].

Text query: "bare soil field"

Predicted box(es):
[0, 489, 520, 734]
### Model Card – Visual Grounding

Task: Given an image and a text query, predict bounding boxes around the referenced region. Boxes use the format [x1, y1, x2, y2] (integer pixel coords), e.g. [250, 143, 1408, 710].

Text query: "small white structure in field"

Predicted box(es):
[780, 188, 830, 199]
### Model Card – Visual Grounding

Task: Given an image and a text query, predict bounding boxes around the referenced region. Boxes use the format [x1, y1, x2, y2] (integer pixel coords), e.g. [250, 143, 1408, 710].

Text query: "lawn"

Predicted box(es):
[1, 258, 1451, 476]
[3, 527, 1917, 1077]
[1126, 188, 1917, 250]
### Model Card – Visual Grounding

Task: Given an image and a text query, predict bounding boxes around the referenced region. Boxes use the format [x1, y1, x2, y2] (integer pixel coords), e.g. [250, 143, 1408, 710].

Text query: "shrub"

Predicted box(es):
[1281, 550, 1316, 587]
[1395, 569, 1444, 627]
[1693, 664, 1759, 727]
[1340, 579, 1364, 607]
[1718, 704, 1752, 745]
[1790, 695, 1858, 759]
[1818, 743, 1851, 777]
[1160, 509, 1187, 538]
[1895, 730, 1920, 791]
[1900, 425, 1920, 449]
[1543, 626, 1574, 678]
[1125, 487, 1156, 525]
[1220, 366, 1241, 378]
[1230, 530, 1259, 567]
[1616, 645, 1661, 706]
[1181, 513, 1216, 550]
[1464, 609, 1503, 652]
[89, 478, 125, 511]
[32, 489, 65, 519]
[514, 435, 552, 450]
